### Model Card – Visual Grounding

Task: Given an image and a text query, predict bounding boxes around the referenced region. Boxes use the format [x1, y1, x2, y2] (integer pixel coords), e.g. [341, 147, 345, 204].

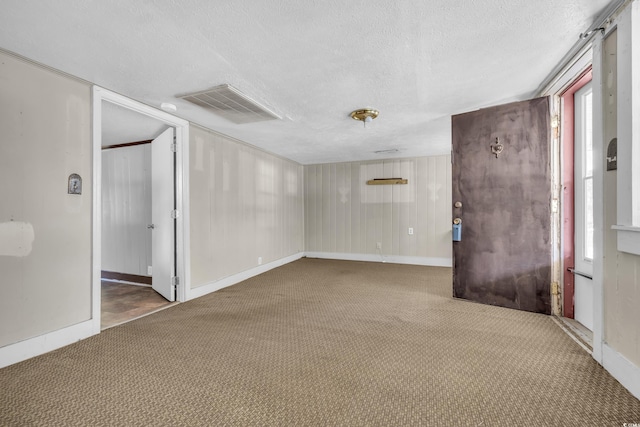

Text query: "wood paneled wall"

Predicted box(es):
[189, 126, 304, 288]
[602, 29, 640, 367]
[101, 144, 152, 277]
[304, 156, 452, 264]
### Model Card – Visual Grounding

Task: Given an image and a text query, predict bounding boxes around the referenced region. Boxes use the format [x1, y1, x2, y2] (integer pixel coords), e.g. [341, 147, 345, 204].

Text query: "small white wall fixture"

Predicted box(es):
[92, 86, 191, 335]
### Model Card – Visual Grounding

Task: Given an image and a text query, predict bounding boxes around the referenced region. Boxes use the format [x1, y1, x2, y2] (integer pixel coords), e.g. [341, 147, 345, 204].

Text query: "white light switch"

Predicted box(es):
[408, 227, 414, 235]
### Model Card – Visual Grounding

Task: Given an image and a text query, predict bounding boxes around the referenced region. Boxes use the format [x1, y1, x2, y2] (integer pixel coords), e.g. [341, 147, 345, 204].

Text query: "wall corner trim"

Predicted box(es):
[187, 252, 305, 300]
[0, 320, 95, 369]
[602, 343, 640, 400]
[304, 252, 453, 267]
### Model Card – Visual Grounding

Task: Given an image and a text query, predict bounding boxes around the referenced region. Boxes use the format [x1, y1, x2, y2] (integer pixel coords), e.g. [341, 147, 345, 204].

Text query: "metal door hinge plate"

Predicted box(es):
[171, 210, 179, 219]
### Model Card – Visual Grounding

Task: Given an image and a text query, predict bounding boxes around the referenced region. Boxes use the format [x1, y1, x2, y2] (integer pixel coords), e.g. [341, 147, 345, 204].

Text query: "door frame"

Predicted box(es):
[539, 50, 594, 308]
[91, 86, 190, 334]
[559, 69, 593, 319]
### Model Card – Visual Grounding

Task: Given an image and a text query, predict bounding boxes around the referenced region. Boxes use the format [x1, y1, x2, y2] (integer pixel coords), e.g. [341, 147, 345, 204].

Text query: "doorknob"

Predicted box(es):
[147, 224, 155, 229]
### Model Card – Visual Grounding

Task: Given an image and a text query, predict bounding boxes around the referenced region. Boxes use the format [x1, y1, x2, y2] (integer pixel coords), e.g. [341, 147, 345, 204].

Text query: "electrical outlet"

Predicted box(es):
[258, 257, 263, 265]
[408, 227, 414, 235]
[376, 242, 382, 249]
[147, 266, 152, 275]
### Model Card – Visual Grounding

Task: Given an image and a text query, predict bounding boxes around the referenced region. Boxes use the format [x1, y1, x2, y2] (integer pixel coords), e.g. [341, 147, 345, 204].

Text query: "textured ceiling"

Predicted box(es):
[0, 0, 612, 164]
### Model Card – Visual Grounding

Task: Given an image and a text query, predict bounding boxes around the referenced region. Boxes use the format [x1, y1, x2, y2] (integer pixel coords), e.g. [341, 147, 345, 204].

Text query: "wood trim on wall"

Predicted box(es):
[101, 270, 152, 285]
[102, 139, 153, 150]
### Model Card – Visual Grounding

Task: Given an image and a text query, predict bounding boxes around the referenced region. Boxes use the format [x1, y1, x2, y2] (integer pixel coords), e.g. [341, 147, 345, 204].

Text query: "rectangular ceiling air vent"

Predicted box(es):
[180, 84, 281, 124]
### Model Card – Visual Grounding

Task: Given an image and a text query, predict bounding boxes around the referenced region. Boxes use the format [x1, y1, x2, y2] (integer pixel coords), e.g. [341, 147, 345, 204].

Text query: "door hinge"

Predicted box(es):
[171, 143, 177, 152]
[172, 276, 179, 288]
[551, 114, 559, 129]
[171, 209, 179, 219]
[551, 282, 560, 296]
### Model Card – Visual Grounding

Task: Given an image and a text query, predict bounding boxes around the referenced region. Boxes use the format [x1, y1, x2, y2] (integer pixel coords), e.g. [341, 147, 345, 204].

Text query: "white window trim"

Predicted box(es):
[614, 1, 640, 255]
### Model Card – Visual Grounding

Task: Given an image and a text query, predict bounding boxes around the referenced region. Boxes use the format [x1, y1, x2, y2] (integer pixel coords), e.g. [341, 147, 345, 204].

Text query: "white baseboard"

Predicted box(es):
[187, 252, 305, 300]
[0, 320, 95, 369]
[304, 251, 452, 267]
[602, 343, 640, 400]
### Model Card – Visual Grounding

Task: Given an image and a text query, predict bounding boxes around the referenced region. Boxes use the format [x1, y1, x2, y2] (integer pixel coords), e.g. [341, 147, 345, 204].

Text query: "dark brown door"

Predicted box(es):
[452, 97, 551, 314]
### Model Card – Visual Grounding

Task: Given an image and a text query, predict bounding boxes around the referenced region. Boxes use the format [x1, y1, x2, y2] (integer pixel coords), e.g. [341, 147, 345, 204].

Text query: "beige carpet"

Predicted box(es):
[1, 258, 639, 426]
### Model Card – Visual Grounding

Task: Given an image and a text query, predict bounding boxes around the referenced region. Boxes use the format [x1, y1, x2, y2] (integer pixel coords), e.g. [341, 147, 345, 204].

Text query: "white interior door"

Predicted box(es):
[151, 128, 176, 302]
[574, 82, 593, 330]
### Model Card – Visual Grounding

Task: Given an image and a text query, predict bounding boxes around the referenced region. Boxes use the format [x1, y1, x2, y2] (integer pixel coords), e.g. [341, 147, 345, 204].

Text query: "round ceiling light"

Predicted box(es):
[350, 109, 379, 125]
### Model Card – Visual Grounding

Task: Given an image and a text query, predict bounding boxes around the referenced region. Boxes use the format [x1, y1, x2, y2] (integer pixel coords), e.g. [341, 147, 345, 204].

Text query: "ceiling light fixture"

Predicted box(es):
[160, 102, 177, 112]
[350, 109, 379, 127]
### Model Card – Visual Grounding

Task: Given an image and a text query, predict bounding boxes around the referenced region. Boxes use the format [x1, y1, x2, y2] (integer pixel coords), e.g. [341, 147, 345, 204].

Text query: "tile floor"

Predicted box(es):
[101, 281, 174, 329]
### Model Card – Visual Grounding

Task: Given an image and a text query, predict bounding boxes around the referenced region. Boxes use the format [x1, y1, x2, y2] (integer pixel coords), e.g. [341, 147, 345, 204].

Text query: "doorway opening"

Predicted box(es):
[100, 120, 174, 328]
[92, 87, 190, 333]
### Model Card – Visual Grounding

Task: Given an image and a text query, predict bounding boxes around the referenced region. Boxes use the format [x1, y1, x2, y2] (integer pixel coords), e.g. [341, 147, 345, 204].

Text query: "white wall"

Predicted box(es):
[304, 156, 452, 265]
[0, 51, 92, 348]
[189, 125, 304, 289]
[101, 144, 152, 277]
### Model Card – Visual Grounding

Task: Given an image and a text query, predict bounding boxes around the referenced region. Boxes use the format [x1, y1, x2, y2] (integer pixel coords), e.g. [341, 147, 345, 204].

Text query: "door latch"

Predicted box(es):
[453, 218, 462, 242]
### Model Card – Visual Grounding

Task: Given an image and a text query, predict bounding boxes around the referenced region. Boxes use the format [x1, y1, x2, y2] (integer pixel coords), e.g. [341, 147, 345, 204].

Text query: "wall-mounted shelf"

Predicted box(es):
[366, 178, 408, 185]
